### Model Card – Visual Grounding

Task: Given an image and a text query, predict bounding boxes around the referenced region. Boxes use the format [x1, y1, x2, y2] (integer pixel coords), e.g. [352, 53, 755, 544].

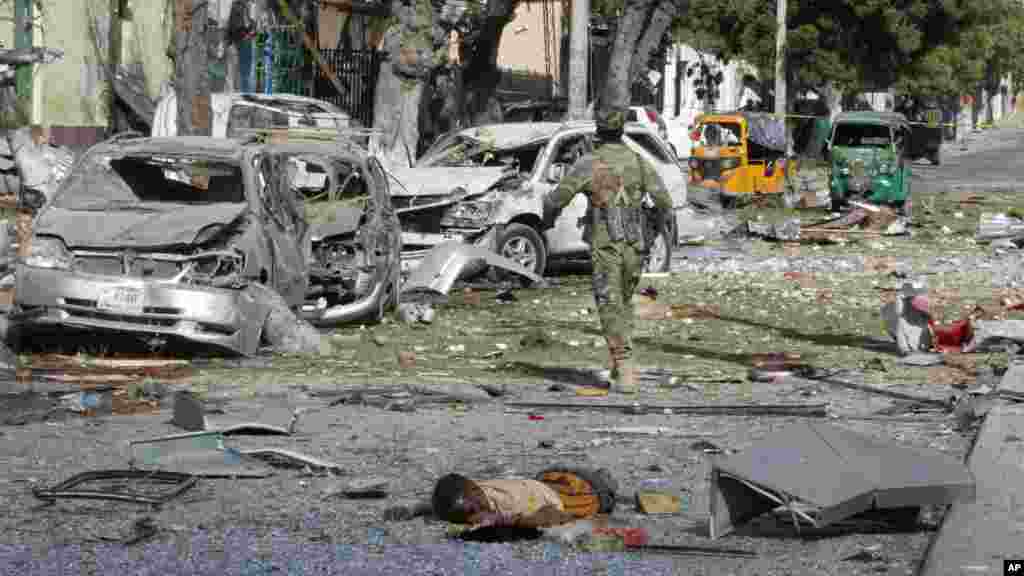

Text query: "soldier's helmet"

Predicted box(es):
[595, 106, 627, 134]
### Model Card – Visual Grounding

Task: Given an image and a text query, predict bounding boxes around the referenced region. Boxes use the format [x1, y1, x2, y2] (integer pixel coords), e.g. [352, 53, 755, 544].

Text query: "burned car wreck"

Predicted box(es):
[13, 135, 401, 355]
[390, 121, 686, 276]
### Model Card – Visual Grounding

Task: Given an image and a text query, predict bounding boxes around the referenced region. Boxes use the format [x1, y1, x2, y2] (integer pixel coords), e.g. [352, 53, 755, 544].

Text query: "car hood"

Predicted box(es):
[34, 202, 249, 249]
[387, 166, 510, 199]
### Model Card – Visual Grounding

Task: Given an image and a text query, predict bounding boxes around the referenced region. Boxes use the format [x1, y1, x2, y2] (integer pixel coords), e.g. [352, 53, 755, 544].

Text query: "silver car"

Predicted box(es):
[14, 135, 399, 355]
[389, 121, 687, 276]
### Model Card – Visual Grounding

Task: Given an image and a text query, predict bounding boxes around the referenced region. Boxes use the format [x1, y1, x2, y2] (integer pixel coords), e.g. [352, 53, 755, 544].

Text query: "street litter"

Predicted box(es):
[504, 400, 828, 417]
[128, 430, 275, 478]
[171, 391, 296, 435]
[976, 212, 1024, 243]
[32, 470, 197, 507]
[964, 320, 1024, 353]
[707, 421, 975, 539]
[882, 281, 933, 355]
[239, 449, 343, 473]
[636, 489, 683, 515]
[898, 353, 945, 367]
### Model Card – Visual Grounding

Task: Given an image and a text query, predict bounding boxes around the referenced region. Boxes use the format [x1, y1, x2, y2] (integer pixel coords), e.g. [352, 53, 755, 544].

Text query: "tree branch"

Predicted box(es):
[629, 0, 680, 86]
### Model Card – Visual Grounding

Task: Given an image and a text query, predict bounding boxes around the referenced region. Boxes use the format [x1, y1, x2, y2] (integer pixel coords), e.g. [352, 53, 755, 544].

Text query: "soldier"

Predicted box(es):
[541, 106, 673, 393]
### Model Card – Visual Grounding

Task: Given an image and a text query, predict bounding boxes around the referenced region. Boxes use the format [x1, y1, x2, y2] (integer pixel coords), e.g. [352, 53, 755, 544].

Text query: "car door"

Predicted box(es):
[255, 151, 310, 306]
[623, 130, 686, 241]
[536, 131, 593, 256]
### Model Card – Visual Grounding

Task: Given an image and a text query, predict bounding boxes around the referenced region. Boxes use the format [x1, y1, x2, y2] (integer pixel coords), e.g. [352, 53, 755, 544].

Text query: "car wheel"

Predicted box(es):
[643, 225, 672, 273]
[929, 148, 941, 166]
[495, 223, 547, 277]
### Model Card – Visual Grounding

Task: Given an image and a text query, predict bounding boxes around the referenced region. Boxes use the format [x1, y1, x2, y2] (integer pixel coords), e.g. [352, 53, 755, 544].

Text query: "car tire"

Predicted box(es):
[494, 223, 548, 277]
[643, 223, 673, 274]
[929, 148, 941, 166]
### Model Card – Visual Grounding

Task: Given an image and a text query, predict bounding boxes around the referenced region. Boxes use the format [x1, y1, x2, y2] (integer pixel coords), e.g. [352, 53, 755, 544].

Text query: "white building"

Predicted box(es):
[657, 44, 761, 158]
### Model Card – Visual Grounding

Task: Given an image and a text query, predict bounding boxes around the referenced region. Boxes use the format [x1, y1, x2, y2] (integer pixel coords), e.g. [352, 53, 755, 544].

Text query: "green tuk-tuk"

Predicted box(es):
[826, 111, 913, 214]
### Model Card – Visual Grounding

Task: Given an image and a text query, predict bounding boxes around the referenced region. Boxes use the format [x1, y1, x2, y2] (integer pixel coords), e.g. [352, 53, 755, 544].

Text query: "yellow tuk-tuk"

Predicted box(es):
[687, 112, 792, 206]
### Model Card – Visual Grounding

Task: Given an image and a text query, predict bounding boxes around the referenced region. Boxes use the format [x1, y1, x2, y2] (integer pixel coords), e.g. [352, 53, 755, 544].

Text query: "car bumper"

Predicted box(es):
[400, 228, 498, 275]
[14, 265, 266, 355]
[299, 279, 390, 327]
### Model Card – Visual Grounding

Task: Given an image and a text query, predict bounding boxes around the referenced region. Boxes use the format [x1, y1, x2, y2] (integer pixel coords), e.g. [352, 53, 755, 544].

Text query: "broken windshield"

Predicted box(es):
[416, 134, 544, 174]
[832, 123, 893, 148]
[53, 154, 246, 211]
[699, 122, 742, 147]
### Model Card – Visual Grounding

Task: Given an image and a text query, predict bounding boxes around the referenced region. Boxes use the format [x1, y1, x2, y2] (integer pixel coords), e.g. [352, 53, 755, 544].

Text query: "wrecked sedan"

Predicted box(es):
[391, 121, 686, 276]
[14, 135, 400, 355]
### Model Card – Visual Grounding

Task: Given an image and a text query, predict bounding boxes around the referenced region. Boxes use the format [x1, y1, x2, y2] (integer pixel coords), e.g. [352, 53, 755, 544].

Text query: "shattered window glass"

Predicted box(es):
[417, 134, 544, 173]
[832, 124, 893, 148]
[53, 154, 245, 211]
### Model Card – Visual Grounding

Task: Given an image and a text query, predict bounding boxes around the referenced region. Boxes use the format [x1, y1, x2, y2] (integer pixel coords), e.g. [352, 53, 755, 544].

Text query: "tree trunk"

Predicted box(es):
[628, 0, 679, 91]
[820, 82, 843, 121]
[175, 0, 211, 136]
[370, 0, 442, 168]
[460, 11, 514, 126]
[600, 0, 657, 110]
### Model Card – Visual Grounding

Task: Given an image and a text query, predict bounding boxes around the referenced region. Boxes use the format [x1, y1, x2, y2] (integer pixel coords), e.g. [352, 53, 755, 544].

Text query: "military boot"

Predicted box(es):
[608, 337, 638, 394]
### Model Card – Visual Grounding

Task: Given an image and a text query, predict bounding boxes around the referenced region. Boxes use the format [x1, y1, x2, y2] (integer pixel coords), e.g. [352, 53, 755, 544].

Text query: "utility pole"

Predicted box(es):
[774, 0, 787, 152]
[109, 0, 123, 134]
[175, 0, 211, 136]
[568, 0, 589, 119]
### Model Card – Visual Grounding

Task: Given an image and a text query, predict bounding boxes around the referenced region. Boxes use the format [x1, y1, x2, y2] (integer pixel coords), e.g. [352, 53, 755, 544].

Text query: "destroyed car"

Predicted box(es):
[151, 92, 353, 139]
[826, 111, 913, 213]
[391, 121, 686, 276]
[13, 135, 400, 355]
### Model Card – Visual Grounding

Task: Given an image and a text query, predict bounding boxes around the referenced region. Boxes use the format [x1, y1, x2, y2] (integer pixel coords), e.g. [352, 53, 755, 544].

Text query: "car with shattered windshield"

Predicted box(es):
[389, 121, 686, 276]
[14, 135, 400, 355]
[826, 111, 912, 213]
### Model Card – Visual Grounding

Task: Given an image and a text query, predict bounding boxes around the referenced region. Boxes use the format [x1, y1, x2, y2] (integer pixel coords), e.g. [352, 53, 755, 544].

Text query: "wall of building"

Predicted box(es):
[23, 0, 173, 148]
[496, 0, 563, 95]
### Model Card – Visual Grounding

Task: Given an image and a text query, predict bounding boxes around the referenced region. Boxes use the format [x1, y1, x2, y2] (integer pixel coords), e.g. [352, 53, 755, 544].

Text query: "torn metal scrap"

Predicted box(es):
[504, 400, 828, 417]
[707, 421, 975, 539]
[171, 391, 295, 435]
[32, 470, 197, 506]
[128, 430, 275, 478]
[400, 241, 545, 299]
[239, 448, 343, 473]
[976, 212, 1024, 242]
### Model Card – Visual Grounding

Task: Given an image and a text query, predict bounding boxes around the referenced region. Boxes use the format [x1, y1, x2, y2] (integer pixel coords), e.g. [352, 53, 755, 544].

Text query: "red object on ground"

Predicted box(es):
[594, 527, 649, 548]
[528, 414, 544, 421]
[910, 295, 930, 313]
[930, 318, 973, 352]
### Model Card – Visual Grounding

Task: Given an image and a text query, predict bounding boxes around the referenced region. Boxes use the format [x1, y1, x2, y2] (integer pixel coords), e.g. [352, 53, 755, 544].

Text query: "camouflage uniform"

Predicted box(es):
[542, 107, 673, 393]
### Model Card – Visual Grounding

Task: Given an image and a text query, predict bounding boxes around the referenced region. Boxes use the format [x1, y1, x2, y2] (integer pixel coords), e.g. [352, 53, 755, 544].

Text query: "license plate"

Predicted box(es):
[97, 285, 145, 314]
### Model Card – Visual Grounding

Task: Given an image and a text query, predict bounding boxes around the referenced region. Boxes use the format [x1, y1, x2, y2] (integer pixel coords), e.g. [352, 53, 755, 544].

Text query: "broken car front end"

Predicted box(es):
[13, 145, 273, 356]
[16, 231, 267, 356]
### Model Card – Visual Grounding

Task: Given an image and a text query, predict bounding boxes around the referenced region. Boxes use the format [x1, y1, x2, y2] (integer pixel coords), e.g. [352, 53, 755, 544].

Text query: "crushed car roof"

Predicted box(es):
[92, 136, 248, 159]
[450, 121, 655, 149]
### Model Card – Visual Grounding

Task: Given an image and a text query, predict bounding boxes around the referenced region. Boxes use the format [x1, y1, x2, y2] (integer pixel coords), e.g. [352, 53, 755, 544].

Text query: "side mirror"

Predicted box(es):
[547, 164, 565, 183]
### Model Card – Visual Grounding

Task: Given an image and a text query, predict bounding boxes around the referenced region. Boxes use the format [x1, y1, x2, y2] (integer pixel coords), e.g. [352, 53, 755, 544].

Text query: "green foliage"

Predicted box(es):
[671, 0, 1024, 106]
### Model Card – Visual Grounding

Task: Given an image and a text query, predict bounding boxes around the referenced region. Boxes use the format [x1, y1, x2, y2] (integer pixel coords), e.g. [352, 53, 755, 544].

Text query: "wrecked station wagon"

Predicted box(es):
[13, 135, 401, 355]
[390, 121, 687, 276]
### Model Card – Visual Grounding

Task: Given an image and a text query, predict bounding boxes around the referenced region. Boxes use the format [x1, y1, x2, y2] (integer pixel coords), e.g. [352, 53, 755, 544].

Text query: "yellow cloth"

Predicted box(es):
[474, 479, 565, 517]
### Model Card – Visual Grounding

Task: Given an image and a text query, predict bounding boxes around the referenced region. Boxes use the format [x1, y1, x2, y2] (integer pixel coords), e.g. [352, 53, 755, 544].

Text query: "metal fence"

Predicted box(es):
[313, 48, 382, 128]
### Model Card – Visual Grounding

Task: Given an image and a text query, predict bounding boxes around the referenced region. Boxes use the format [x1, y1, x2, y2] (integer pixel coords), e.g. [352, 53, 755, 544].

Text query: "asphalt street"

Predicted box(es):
[913, 127, 1024, 194]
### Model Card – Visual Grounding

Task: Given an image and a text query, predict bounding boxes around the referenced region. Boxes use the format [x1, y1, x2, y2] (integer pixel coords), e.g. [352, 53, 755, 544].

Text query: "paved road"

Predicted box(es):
[913, 127, 1024, 194]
